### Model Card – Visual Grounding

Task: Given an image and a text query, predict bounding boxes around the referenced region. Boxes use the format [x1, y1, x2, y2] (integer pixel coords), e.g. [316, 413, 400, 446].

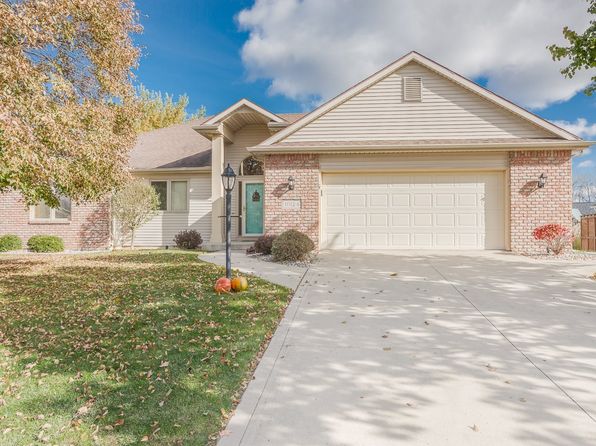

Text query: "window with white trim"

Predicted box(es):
[31, 196, 72, 222]
[150, 180, 188, 212]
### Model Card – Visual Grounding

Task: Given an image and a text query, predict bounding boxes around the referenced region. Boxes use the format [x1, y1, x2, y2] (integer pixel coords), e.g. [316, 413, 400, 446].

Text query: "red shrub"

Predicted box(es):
[532, 224, 573, 255]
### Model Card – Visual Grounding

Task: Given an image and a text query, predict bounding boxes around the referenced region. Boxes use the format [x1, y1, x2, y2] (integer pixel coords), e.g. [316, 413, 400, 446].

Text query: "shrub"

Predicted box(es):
[271, 230, 314, 262]
[27, 235, 64, 253]
[573, 237, 582, 251]
[0, 235, 23, 252]
[174, 230, 202, 250]
[253, 234, 277, 255]
[532, 224, 573, 255]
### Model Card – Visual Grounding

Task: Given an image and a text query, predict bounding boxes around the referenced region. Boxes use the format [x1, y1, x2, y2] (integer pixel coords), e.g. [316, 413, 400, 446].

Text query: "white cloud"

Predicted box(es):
[552, 118, 596, 139]
[577, 159, 594, 169]
[237, 0, 593, 109]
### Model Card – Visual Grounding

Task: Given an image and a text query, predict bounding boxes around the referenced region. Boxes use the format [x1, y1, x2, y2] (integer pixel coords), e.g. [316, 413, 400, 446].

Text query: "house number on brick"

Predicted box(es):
[282, 199, 301, 210]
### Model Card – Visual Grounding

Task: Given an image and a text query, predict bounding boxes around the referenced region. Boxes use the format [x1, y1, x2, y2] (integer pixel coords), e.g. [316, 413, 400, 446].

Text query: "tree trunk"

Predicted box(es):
[131, 228, 135, 249]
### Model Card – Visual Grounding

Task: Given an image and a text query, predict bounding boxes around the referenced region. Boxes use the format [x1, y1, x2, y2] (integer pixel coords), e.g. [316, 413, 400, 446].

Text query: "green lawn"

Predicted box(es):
[0, 250, 291, 445]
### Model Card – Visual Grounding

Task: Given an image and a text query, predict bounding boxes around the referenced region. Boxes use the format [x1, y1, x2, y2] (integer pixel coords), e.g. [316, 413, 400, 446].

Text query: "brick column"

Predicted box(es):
[509, 150, 572, 254]
[263, 154, 320, 247]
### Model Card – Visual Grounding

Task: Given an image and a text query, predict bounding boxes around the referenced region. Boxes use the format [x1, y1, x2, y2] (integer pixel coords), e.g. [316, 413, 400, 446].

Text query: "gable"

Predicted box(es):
[283, 61, 557, 143]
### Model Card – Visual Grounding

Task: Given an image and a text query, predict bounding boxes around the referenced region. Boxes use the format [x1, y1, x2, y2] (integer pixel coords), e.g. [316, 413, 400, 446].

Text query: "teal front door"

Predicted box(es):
[244, 183, 264, 235]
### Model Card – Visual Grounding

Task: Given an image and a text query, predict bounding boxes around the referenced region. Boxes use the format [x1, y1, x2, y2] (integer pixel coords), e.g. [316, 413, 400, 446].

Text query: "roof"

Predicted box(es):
[129, 118, 212, 170]
[129, 113, 306, 171]
[573, 202, 596, 216]
[251, 138, 588, 153]
[256, 51, 588, 149]
[203, 98, 285, 126]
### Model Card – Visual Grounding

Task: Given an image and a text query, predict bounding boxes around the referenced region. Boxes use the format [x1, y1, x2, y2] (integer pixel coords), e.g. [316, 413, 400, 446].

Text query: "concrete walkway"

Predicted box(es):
[199, 251, 307, 289]
[215, 251, 596, 446]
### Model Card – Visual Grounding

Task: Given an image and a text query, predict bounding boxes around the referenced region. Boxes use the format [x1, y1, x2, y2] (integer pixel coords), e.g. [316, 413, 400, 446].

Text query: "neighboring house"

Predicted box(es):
[572, 202, 596, 237]
[1, 52, 591, 253]
[573, 202, 596, 222]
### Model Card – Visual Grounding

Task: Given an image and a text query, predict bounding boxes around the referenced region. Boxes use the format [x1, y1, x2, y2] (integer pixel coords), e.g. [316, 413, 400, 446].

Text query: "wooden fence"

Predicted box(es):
[581, 214, 596, 251]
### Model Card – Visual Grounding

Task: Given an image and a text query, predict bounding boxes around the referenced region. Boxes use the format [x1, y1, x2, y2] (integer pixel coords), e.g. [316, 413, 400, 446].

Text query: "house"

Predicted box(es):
[1, 52, 591, 254]
[573, 202, 596, 222]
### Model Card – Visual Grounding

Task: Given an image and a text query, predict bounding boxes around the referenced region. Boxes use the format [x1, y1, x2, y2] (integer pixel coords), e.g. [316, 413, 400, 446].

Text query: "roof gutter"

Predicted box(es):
[131, 167, 211, 174]
[249, 140, 594, 154]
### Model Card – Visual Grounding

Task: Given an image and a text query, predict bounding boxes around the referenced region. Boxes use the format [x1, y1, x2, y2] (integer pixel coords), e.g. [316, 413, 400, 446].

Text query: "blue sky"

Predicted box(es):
[133, 0, 595, 173]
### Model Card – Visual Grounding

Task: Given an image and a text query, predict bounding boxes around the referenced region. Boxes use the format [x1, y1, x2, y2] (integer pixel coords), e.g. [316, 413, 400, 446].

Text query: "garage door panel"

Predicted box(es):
[457, 193, 478, 207]
[322, 172, 505, 250]
[414, 193, 432, 207]
[391, 213, 410, 227]
[391, 194, 410, 206]
[435, 213, 455, 227]
[435, 233, 456, 247]
[457, 213, 478, 227]
[326, 194, 346, 207]
[369, 194, 389, 207]
[368, 214, 389, 227]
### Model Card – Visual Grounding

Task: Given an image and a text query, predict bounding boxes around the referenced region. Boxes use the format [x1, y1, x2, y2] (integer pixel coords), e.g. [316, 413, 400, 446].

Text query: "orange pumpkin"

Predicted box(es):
[231, 276, 248, 292]
[214, 277, 232, 294]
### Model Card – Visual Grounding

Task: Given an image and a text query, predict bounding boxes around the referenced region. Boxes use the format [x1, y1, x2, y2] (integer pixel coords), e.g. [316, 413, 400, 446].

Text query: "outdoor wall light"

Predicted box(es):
[288, 176, 295, 191]
[537, 173, 547, 189]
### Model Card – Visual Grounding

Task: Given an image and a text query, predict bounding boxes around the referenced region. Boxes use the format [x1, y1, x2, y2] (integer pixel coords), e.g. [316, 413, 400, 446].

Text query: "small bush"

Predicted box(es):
[174, 230, 202, 250]
[532, 224, 573, 255]
[253, 234, 277, 255]
[27, 235, 64, 253]
[573, 237, 582, 251]
[271, 230, 314, 262]
[0, 235, 23, 252]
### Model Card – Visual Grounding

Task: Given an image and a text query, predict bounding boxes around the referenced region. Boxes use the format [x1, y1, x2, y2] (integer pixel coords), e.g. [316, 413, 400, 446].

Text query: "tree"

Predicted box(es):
[573, 173, 596, 202]
[112, 180, 159, 248]
[0, 0, 142, 207]
[135, 85, 206, 132]
[548, 0, 596, 95]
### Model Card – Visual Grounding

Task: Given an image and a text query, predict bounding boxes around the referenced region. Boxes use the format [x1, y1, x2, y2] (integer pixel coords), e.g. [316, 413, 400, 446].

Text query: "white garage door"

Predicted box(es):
[322, 172, 506, 250]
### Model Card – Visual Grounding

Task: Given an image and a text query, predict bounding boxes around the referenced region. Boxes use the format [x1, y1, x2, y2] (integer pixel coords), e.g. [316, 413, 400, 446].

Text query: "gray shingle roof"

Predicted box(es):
[573, 202, 596, 216]
[128, 113, 306, 170]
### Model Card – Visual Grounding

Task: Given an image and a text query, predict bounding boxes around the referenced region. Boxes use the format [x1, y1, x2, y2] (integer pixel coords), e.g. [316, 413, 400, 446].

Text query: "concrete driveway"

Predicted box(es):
[219, 251, 596, 446]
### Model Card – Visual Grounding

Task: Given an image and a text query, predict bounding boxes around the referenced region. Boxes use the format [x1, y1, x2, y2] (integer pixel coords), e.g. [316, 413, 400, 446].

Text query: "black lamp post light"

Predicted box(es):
[221, 163, 237, 279]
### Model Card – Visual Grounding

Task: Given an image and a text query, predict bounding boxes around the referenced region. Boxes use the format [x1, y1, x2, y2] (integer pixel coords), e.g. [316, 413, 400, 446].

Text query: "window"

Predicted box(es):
[171, 181, 188, 211]
[151, 181, 168, 211]
[240, 156, 264, 176]
[31, 196, 72, 222]
[150, 180, 188, 212]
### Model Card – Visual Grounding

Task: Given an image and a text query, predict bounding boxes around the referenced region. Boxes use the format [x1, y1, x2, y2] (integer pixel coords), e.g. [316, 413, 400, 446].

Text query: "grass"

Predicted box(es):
[0, 250, 291, 445]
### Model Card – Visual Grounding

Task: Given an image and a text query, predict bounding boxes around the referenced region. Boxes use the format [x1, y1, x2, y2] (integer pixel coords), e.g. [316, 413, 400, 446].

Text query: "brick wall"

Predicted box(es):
[0, 191, 111, 250]
[509, 150, 572, 254]
[263, 154, 320, 247]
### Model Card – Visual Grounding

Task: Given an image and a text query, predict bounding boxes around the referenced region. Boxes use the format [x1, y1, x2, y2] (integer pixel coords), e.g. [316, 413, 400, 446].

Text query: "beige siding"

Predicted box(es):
[130, 173, 212, 247]
[224, 124, 269, 238]
[285, 62, 552, 142]
[319, 152, 508, 171]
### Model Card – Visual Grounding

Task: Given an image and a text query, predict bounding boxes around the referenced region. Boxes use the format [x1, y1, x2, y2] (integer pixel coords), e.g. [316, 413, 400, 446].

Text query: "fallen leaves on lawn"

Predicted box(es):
[0, 251, 291, 445]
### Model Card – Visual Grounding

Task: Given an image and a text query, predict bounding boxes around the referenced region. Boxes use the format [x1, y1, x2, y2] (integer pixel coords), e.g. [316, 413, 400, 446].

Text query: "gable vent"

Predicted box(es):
[403, 77, 422, 102]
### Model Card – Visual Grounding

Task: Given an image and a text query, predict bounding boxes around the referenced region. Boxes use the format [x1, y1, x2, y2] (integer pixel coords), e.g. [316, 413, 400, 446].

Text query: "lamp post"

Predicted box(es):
[221, 163, 237, 279]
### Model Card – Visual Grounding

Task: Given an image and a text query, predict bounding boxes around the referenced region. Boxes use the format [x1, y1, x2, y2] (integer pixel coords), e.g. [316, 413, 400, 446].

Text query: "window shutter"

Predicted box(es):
[403, 77, 422, 102]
